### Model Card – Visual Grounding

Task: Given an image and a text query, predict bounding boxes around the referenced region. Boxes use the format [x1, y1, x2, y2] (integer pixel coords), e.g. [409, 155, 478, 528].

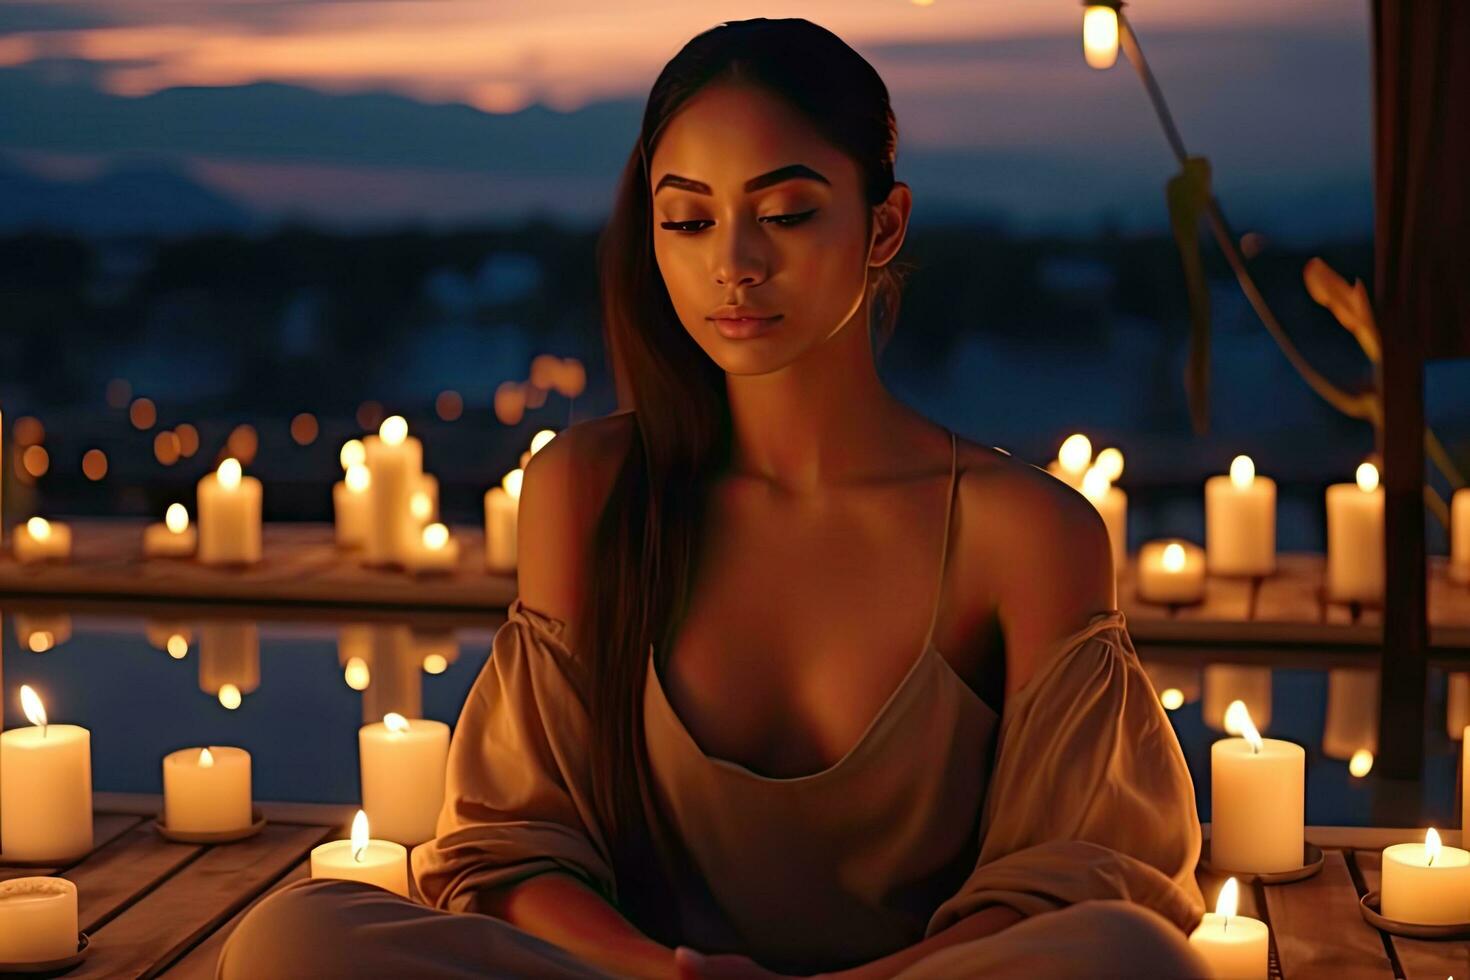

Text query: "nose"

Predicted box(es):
[711, 217, 768, 289]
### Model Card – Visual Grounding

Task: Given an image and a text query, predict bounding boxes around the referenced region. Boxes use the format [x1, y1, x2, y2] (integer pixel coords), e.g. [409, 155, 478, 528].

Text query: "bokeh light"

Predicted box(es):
[357, 401, 384, 431]
[436, 390, 463, 422]
[14, 416, 44, 447]
[227, 424, 259, 465]
[154, 430, 182, 465]
[175, 423, 200, 458]
[291, 412, 319, 445]
[494, 381, 525, 425]
[130, 397, 157, 430]
[22, 444, 49, 478]
[81, 448, 108, 480]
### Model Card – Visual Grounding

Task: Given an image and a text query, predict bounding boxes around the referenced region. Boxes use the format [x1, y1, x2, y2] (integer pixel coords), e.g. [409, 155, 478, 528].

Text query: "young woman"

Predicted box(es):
[221, 18, 1208, 979]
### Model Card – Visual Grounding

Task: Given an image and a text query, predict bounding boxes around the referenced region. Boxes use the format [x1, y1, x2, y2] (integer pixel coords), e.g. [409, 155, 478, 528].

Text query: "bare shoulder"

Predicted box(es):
[952, 437, 1115, 694]
[516, 410, 637, 628]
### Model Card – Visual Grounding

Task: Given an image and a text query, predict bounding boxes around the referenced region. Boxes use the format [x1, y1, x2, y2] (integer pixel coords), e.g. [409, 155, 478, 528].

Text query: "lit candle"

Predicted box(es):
[1137, 539, 1206, 604]
[13, 517, 71, 564]
[483, 468, 522, 572]
[1325, 462, 1384, 603]
[1210, 701, 1304, 873]
[0, 686, 92, 862]
[408, 522, 460, 574]
[1081, 465, 1127, 572]
[162, 746, 253, 834]
[333, 463, 372, 548]
[143, 503, 198, 558]
[363, 416, 424, 568]
[196, 458, 263, 565]
[1322, 668, 1378, 763]
[1452, 487, 1470, 585]
[410, 474, 439, 527]
[1381, 828, 1470, 925]
[0, 877, 78, 964]
[198, 622, 260, 707]
[1205, 456, 1276, 577]
[1144, 663, 1200, 711]
[309, 810, 409, 896]
[15, 613, 72, 654]
[1188, 877, 1268, 979]
[359, 713, 450, 845]
[1203, 665, 1272, 733]
[1048, 432, 1092, 490]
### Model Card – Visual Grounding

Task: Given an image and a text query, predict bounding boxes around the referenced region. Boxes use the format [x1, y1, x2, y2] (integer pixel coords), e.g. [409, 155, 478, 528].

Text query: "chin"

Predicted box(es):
[697, 332, 813, 377]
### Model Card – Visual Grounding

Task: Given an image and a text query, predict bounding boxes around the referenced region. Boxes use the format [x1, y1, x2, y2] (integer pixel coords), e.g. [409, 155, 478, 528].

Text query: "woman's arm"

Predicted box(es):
[819, 906, 1023, 980]
[474, 871, 676, 980]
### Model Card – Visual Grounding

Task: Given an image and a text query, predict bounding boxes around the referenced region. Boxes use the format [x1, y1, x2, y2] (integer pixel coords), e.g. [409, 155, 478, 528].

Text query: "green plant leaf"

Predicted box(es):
[1167, 155, 1213, 435]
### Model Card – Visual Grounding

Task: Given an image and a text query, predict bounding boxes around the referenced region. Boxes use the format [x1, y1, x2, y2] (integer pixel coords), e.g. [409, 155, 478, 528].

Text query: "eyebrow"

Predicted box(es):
[654, 163, 831, 196]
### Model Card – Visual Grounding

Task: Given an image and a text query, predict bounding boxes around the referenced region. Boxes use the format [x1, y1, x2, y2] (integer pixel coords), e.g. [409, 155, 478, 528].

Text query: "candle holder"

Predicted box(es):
[1360, 891, 1470, 939]
[0, 932, 90, 974]
[153, 808, 267, 844]
[1198, 838, 1324, 885]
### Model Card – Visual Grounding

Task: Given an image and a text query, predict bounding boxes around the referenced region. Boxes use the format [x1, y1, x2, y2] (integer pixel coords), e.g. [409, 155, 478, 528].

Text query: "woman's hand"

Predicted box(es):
[672, 946, 809, 980]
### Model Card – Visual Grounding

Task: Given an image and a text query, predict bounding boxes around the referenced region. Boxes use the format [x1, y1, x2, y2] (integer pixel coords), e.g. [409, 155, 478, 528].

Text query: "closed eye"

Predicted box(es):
[658, 209, 819, 234]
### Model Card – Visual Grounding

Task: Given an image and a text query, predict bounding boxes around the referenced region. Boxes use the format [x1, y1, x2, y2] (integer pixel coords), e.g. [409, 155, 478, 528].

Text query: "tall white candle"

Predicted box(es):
[1381, 828, 1470, 925]
[484, 468, 522, 572]
[1082, 467, 1127, 572]
[0, 687, 92, 862]
[1325, 462, 1384, 603]
[1452, 488, 1470, 585]
[1137, 539, 1206, 604]
[1188, 878, 1268, 979]
[363, 416, 424, 567]
[13, 517, 71, 564]
[143, 503, 197, 558]
[333, 463, 372, 548]
[1211, 701, 1303, 873]
[1206, 456, 1277, 577]
[162, 746, 253, 833]
[359, 713, 450, 845]
[310, 810, 409, 896]
[196, 458, 262, 565]
[0, 877, 78, 963]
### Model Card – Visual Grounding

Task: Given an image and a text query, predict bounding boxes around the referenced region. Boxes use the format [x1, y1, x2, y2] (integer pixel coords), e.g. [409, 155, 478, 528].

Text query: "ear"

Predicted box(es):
[867, 181, 913, 269]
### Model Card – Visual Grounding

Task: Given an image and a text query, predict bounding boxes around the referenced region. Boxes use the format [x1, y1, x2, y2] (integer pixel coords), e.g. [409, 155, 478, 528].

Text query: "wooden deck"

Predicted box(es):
[4, 803, 1468, 978]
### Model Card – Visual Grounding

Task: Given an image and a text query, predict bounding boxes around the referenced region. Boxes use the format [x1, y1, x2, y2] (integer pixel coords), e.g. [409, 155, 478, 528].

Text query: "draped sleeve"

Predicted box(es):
[924, 610, 1205, 936]
[410, 598, 618, 912]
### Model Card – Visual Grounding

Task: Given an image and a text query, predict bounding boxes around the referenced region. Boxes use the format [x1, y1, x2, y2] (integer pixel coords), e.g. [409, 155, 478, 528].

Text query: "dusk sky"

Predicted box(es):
[0, 0, 1372, 238]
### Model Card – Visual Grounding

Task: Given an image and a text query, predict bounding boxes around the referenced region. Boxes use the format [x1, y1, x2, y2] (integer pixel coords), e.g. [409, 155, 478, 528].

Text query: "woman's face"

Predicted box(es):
[648, 82, 909, 376]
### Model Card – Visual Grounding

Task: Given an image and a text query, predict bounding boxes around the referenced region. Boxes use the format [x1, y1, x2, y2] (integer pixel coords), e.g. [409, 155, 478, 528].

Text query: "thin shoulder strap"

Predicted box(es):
[922, 429, 960, 649]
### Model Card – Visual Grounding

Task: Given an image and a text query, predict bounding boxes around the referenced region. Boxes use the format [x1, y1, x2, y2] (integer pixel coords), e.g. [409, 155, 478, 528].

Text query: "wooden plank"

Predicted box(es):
[69, 823, 334, 980]
[66, 826, 202, 934]
[1354, 849, 1470, 978]
[1262, 849, 1395, 979]
[160, 860, 309, 980]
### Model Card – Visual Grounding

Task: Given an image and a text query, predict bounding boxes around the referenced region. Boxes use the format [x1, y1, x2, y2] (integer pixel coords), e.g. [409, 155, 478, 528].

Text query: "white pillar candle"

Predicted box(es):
[1137, 539, 1206, 604]
[196, 458, 262, 565]
[310, 810, 409, 896]
[408, 522, 459, 574]
[1203, 665, 1272, 733]
[13, 517, 71, 564]
[1210, 701, 1304, 873]
[1322, 668, 1378, 761]
[1382, 828, 1470, 925]
[0, 687, 92, 862]
[1452, 487, 1470, 585]
[162, 746, 253, 833]
[1325, 462, 1384, 603]
[333, 463, 372, 548]
[1205, 456, 1277, 577]
[143, 503, 197, 558]
[363, 416, 424, 567]
[0, 877, 78, 964]
[1081, 468, 1127, 572]
[1188, 878, 1268, 979]
[359, 713, 450, 845]
[483, 468, 522, 572]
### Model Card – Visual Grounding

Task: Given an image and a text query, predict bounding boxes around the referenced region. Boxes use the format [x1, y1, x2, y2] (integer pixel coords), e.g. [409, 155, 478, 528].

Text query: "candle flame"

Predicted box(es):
[344, 657, 371, 691]
[502, 468, 524, 501]
[530, 429, 556, 455]
[1229, 455, 1255, 489]
[1356, 461, 1380, 493]
[384, 712, 410, 733]
[423, 653, 448, 674]
[20, 684, 47, 732]
[1162, 542, 1186, 573]
[1215, 877, 1239, 921]
[1094, 447, 1124, 482]
[1349, 749, 1374, 777]
[351, 809, 370, 862]
[26, 516, 51, 541]
[1160, 688, 1185, 711]
[199, 747, 215, 768]
[218, 457, 242, 489]
[422, 522, 449, 550]
[1082, 4, 1120, 70]
[167, 634, 189, 659]
[410, 491, 433, 521]
[339, 439, 366, 470]
[165, 502, 189, 533]
[379, 415, 408, 447]
[1224, 699, 1262, 752]
[28, 631, 55, 653]
[1058, 433, 1092, 473]
[218, 683, 242, 710]
[345, 463, 371, 493]
[1427, 827, 1442, 866]
[1081, 466, 1110, 503]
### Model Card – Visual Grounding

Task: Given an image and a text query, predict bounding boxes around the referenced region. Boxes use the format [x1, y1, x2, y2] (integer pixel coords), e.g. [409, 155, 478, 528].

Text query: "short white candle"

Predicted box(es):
[1325, 462, 1384, 603]
[310, 810, 409, 896]
[1081, 467, 1128, 572]
[143, 503, 198, 558]
[1206, 456, 1277, 577]
[162, 746, 253, 834]
[359, 713, 450, 845]
[1188, 877, 1268, 979]
[196, 458, 262, 565]
[0, 687, 92, 862]
[363, 416, 424, 567]
[13, 517, 71, 564]
[1452, 487, 1470, 585]
[1210, 701, 1304, 874]
[484, 468, 522, 571]
[1381, 828, 1470, 925]
[408, 522, 459, 574]
[1137, 539, 1206, 604]
[333, 463, 372, 548]
[0, 877, 78, 964]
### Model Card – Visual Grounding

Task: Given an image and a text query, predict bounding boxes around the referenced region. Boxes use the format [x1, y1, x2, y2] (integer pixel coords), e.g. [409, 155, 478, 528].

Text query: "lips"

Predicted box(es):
[709, 314, 783, 340]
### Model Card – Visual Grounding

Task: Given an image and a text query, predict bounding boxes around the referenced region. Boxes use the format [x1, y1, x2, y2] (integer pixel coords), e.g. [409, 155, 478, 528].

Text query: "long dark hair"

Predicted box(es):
[585, 17, 908, 940]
